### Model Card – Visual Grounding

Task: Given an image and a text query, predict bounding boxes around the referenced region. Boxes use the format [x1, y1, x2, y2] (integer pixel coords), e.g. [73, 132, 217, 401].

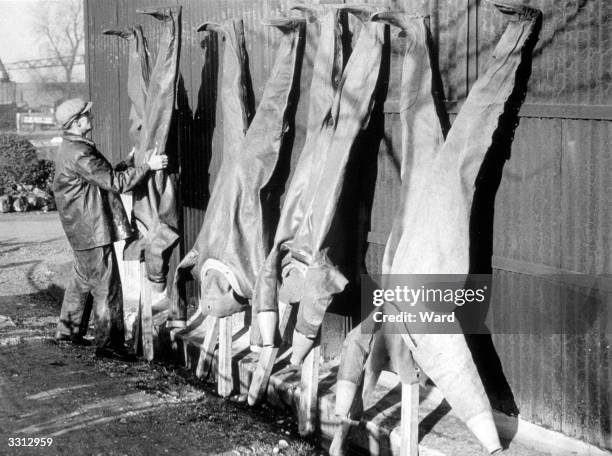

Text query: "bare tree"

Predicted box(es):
[30, 0, 84, 98]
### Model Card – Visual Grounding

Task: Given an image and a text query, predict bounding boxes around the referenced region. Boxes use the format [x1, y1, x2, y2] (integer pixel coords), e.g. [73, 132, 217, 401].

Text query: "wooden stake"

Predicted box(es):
[247, 301, 292, 405]
[329, 380, 363, 456]
[183, 338, 192, 369]
[217, 316, 233, 397]
[329, 420, 351, 456]
[196, 316, 219, 379]
[395, 334, 420, 456]
[248, 346, 279, 406]
[298, 340, 320, 436]
[139, 262, 154, 361]
[134, 297, 142, 356]
[176, 309, 200, 365]
[400, 380, 419, 456]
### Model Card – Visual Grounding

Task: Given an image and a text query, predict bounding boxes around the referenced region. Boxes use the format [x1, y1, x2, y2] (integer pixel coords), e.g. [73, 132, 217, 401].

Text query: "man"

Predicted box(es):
[53, 98, 167, 360]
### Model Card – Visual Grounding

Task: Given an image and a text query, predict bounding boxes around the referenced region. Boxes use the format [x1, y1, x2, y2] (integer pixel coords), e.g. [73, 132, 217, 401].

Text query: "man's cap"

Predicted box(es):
[55, 98, 93, 129]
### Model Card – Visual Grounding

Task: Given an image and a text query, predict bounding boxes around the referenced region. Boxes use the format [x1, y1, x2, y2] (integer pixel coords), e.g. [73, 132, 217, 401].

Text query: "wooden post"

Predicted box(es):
[247, 301, 292, 405]
[175, 279, 204, 361]
[329, 379, 363, 456]
[183, 336, 192, 370]
[139, 262, 154, 361]
[397, 338, 420, 456]
[177, 308, 202, 363]
[298, 338, 320, 435]
[196, 316, 219, 379]
[248, 345, 279, 405]
[400, 380, 420, 456]
[133, 297, 142, 355]
[117, 195, 141, 343]
[217, 316, 233, 397]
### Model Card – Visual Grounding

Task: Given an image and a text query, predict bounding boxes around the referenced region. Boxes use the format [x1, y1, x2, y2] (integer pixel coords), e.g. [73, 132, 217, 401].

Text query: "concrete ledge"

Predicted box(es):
[492, 410, 610, 456]
[161, 322, 611, 456]
[410, 382, 611, 456]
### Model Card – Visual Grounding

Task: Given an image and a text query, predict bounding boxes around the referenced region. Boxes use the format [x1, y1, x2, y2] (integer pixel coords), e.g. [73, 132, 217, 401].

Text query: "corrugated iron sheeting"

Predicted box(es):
[88, 0, 121, 164]
[478, 0, 612, 105]
[494, 118, 562, 267]
[489, 92, 611, 449]
[490, 271, 565, 427]
[559, 119, 612, 447]
[561, 120, 612, 274]
[491, 269, 612, 447]
[434, 0, 470, 101]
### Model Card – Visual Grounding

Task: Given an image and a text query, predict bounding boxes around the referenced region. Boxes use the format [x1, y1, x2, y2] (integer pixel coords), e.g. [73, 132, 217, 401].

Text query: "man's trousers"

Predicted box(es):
[56, 245, 125, 350]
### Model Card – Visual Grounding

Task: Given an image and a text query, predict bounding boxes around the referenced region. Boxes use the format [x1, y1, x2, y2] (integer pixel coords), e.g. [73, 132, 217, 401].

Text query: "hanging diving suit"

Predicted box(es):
[335, 4, 542, 454]
[169, 18, 306, 325]
[131, 7, 182, 289]
[254, 7, 385, 362]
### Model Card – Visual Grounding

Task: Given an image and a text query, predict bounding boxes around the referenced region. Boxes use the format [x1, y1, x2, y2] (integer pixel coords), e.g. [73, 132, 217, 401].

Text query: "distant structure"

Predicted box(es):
[0, 57, 17, 105]
[1, 55, 87, 109]
[0, 58, 9, 81]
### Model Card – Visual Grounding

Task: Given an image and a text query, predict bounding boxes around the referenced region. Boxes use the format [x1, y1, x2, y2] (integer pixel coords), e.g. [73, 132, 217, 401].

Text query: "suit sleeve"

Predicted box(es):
[74, 149, 150, 193]
[114, 154, 135, 171]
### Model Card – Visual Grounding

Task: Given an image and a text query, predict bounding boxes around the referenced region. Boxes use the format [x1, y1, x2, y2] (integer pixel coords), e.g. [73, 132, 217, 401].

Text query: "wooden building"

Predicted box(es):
[84, 0, 611, 451]
[0, 58, 16, 107]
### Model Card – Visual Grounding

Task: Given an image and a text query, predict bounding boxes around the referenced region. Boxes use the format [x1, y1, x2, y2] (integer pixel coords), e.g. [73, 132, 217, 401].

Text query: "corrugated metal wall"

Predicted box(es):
[85, 0, 611, 449]
[485, 1, 611, 449]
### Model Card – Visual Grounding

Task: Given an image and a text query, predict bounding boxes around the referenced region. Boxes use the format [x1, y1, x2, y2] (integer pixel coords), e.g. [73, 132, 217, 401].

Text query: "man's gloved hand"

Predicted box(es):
[147, 152, 168, 171]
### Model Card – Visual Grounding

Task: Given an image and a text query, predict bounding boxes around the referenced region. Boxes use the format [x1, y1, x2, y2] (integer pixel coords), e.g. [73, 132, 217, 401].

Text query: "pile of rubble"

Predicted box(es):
[0, 185, 55, 213]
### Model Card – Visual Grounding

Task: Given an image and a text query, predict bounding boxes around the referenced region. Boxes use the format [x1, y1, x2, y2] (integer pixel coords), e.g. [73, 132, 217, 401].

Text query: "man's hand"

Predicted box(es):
[148, 154, 168, 171]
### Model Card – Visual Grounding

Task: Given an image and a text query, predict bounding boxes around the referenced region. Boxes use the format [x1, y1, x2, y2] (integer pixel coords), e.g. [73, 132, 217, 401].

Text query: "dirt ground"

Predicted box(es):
[0, 213, 321, 456]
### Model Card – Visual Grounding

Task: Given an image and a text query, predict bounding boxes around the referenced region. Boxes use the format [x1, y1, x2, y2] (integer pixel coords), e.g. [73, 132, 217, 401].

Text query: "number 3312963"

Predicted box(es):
[8, 437, 53, 447]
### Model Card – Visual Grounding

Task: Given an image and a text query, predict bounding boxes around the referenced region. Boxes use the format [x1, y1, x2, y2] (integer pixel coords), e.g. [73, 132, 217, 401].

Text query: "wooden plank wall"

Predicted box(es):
[86, 0, 611, 449]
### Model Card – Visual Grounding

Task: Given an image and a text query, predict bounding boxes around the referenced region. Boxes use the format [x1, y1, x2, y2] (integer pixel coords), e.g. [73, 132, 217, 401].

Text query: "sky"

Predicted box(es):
[0, 0, 85, 83]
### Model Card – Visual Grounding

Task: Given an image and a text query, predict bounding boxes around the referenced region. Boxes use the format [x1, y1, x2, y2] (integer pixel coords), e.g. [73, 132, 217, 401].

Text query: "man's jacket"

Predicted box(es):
[53, 134, 150, 251]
